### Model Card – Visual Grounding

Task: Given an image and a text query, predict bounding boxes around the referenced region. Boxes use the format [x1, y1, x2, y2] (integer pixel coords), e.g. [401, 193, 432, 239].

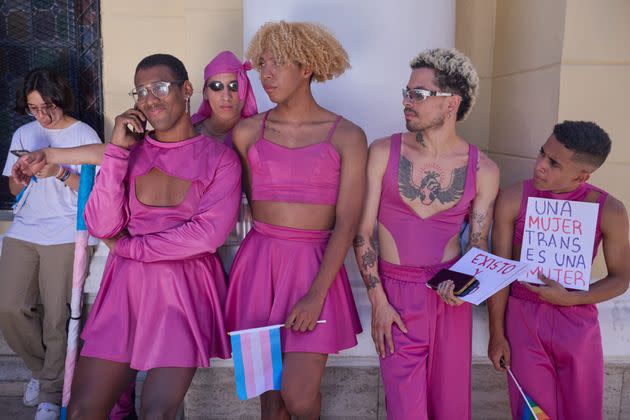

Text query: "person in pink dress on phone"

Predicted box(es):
[64, 53, 241, 419]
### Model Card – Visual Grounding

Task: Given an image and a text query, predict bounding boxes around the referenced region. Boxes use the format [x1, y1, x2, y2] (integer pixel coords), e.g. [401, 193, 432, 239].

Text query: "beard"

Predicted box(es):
[405, 112, 446, 133]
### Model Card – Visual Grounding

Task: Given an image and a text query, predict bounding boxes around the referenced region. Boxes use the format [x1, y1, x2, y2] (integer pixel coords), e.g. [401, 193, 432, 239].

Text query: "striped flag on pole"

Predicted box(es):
[60, 164, 95, 420]
[228, 320, 326, 400]
[507, 368, 551, 420]
[229, 324, 283, 400]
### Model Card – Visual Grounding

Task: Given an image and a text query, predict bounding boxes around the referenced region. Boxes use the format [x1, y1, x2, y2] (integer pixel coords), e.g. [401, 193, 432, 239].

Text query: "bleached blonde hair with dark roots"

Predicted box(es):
[247, 21, 350, 83]
[410, 48, 479, 121]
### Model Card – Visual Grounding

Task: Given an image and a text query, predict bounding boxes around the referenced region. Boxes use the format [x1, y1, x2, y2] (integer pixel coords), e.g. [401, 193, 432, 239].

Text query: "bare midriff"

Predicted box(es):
[252, 201, 336, 231]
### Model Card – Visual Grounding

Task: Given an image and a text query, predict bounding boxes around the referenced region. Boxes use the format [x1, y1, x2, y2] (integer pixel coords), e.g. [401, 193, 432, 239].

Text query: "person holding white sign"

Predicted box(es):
[487, 121, 630, 420]
[353, 48, 499, 420]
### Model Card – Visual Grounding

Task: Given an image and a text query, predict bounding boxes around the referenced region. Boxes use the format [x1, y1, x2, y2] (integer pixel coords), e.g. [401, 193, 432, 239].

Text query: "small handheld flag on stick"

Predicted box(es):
[60, 165, 95, 420]
[507, 368, 551, 420]
[229, 320, 326, 400]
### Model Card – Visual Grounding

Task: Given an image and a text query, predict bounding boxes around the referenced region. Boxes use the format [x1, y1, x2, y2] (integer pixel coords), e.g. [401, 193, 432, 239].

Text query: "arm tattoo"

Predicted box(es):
[467, 200, 495, 250]
[366, 273, 381, 289]
[354, 234, 381, 289]
[353, 235, 365, 247]
[361, 246, 377, 271]
[398, 156, 467, 206]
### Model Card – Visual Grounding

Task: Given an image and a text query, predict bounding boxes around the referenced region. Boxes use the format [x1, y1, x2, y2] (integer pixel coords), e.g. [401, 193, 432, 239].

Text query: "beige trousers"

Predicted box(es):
[0, 236, 94, 404]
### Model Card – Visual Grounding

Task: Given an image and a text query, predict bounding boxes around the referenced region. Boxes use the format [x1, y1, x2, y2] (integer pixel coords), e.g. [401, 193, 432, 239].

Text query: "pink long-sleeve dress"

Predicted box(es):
[80, 134, 241, 370]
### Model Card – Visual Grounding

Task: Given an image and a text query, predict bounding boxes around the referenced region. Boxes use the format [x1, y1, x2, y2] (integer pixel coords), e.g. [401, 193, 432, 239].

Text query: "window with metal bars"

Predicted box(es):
[0, 0, 103, 209]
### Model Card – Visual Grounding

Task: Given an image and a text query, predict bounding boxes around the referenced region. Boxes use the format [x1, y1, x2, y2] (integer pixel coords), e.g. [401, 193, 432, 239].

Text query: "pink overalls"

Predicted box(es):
[507, 179, 608, 420]
[224, 111, 362, 353]
[81, 135, 241, 369]
[377, 133, 478, 420]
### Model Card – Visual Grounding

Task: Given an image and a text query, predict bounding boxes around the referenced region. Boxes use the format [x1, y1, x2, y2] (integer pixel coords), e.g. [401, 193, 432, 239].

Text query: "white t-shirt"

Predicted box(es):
[2, 120, 101, 245]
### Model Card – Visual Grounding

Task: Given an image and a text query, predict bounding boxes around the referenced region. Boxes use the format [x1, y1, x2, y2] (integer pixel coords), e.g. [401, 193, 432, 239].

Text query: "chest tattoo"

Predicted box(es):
[398, 156, 467, 206]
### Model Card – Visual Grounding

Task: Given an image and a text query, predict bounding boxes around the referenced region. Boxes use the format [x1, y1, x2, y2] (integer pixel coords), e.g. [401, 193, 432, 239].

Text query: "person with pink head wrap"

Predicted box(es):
[191, 50, 258, 148]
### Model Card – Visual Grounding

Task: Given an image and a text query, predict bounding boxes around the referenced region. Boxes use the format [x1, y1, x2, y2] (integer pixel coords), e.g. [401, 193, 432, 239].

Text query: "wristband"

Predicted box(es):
[57, 167, 71, 183]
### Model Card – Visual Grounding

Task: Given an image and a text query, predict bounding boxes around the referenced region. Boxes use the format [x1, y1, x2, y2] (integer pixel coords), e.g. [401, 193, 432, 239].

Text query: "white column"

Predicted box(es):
[244, 0, 456, 357]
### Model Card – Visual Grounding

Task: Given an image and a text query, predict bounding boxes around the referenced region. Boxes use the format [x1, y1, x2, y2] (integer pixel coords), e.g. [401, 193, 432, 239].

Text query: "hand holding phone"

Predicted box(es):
[10, 149, 30, 158]
[110, 107, 147, 149]
[11, 149, 47, 185]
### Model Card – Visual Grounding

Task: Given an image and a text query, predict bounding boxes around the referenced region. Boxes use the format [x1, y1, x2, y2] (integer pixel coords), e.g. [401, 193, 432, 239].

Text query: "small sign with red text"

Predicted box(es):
[449, 248, 529, 305]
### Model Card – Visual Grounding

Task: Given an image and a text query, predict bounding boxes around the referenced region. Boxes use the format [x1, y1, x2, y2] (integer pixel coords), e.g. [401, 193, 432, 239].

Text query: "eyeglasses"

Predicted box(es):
[207, 80, 238, 92]
[402, 88, 453, 103]
[26, 103, 56, 116]
[129, 80, 184, 102]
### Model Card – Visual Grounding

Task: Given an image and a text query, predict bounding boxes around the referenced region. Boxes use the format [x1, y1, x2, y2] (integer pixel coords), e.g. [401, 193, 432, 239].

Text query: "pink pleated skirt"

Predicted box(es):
[81, 253, 230, 370]
[224, 221, 362, 354]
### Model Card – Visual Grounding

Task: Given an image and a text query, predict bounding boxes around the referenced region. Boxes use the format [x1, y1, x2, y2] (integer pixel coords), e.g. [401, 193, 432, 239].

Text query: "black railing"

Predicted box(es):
[0, 0, 103, 209]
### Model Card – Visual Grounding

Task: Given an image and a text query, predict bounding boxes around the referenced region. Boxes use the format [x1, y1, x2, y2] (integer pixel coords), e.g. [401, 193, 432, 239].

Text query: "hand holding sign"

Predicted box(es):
[445, 248, 529, 305]
[522, 273, 578, 306]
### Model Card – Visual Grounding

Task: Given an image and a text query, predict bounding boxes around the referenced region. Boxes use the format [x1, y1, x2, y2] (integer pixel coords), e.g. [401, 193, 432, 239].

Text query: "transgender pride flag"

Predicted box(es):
[229, 324, 283, 400]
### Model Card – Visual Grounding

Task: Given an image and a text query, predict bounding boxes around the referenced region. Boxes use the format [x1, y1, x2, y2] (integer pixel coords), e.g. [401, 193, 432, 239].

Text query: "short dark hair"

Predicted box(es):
[135, 54, 189, 81]
[15, 68, 74, 115]
[553, 121, 611, 169]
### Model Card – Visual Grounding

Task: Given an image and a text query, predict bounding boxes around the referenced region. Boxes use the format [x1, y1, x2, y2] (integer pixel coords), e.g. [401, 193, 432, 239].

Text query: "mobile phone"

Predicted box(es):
[426, 269, 478, 296]
[10, 149, 30, 157]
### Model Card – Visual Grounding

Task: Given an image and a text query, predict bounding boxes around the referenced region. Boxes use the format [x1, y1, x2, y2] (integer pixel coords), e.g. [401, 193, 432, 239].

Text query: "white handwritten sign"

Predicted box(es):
[448, 248, 529, 305]
[518, 197, 598, 291]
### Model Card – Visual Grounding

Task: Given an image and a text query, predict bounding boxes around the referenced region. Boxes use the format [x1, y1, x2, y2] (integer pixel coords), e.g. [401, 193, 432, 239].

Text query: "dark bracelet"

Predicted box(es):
[57, 168, 71, 183]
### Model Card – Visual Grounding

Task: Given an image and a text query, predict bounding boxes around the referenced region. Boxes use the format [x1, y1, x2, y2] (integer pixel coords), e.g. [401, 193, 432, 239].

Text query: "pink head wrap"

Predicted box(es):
[190, 50, 258, 125]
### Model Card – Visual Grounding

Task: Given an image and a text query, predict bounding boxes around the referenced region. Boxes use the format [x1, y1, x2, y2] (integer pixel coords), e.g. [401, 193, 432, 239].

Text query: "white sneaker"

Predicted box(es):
[35, 402, 60, 420]
[22, 378, 39, 407]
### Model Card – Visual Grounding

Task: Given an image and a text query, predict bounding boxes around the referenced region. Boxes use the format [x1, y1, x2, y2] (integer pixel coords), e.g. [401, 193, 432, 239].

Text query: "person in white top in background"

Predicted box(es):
[0, 68, 100, 420]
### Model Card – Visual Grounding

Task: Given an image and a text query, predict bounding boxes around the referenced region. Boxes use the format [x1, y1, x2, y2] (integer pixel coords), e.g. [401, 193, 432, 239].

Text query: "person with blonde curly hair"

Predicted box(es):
[224, 20, 365, 419]
[352, 47, 499, 419]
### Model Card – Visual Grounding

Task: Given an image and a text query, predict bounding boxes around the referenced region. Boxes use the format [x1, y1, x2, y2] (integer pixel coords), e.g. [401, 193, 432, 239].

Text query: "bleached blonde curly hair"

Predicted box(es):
[410, 48, 479, 121]
[247, 21, 350, 83]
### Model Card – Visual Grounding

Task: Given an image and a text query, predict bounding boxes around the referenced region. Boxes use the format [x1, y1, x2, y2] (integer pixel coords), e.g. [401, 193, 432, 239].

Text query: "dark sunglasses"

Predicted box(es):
[207, 80, 238, 92]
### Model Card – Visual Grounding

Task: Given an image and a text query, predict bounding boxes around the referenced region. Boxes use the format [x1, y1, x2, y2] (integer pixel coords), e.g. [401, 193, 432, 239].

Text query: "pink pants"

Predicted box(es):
[506, 283, 603, 420]
[378, 259, 472, 420]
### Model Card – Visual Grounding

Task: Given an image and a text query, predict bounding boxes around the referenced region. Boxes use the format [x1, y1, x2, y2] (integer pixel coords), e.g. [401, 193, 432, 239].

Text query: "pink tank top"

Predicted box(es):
[377, 133, 478, 267]
[513, 179, 608, 259]
[248, 111, 342, 205]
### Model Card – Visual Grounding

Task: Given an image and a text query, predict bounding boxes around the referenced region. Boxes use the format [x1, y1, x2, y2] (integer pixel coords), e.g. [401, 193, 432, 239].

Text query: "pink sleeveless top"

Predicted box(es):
[248, 111, 342, 205]
[513, 179, 608, 258]
[378, 133, 478, 267]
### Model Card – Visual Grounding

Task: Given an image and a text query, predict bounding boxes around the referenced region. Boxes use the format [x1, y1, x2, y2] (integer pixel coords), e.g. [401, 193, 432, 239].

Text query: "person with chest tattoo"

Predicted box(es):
[353, 48, 499, 420]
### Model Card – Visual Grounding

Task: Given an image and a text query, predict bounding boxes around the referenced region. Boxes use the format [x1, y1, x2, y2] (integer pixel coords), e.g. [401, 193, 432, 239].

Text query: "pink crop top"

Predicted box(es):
[513, 179, 608, 259]
[377, 133, 478, 267]
[248, 111, 342, 205]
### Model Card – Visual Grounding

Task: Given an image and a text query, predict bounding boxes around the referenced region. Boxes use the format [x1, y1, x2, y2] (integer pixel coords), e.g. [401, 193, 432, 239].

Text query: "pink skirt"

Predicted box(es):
[224, 221, 362, 354]
[81, 253, 230, 370]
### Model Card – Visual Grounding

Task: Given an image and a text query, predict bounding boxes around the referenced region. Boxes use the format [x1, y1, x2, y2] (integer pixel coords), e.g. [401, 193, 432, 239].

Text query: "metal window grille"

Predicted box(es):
[0, 0, 103, 209]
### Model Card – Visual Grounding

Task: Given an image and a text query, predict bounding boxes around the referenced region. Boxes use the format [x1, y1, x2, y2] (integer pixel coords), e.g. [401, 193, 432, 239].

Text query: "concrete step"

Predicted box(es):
[0, 396, 36, 420]
[184, 358, 630, 420]
[0, 356, 31, 397]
